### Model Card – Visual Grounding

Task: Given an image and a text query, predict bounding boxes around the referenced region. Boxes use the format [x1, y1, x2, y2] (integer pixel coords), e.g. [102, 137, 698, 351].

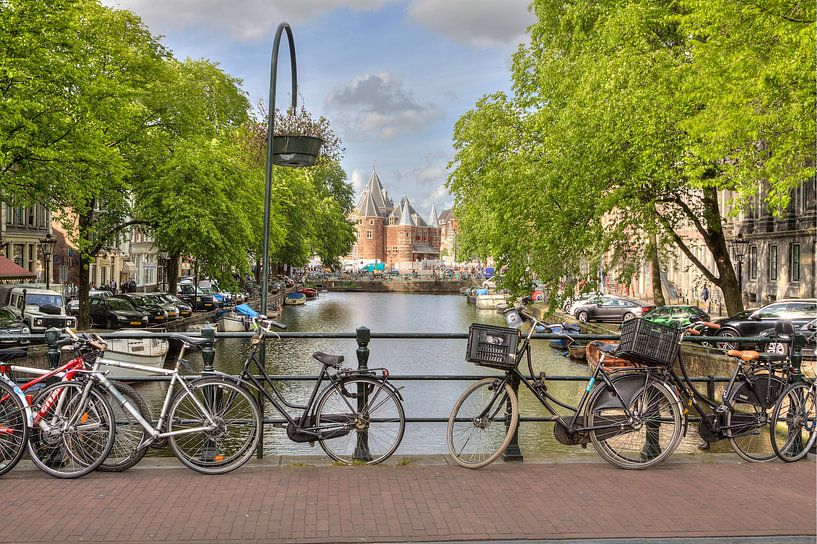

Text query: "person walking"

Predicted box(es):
[701, 285, 710, 313]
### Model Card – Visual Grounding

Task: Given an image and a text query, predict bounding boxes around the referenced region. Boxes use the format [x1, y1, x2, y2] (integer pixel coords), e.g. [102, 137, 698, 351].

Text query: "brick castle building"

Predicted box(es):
[348, 168, 442, 267]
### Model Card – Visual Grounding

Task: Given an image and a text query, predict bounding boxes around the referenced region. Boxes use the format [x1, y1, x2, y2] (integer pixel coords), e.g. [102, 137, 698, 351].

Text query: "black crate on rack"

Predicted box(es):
[617, 318, 682, 366]
[466, 324, 520, 370]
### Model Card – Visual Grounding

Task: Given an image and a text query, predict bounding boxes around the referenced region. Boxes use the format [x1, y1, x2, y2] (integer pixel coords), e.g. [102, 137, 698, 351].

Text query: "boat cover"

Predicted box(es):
[235, 304, 259, 318]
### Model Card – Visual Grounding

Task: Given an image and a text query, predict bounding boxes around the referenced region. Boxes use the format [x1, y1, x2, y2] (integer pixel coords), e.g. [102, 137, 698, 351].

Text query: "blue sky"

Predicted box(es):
[102, 0, 535, 220]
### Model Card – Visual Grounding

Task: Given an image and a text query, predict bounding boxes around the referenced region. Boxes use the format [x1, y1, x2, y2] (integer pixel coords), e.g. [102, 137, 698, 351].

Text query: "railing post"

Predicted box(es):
[503, 374, 523, 462]
[200, 325, 216, 372]
[706, 375, 716, 402]
[353, 326, 372, 462]
[44, 327, 61, 370]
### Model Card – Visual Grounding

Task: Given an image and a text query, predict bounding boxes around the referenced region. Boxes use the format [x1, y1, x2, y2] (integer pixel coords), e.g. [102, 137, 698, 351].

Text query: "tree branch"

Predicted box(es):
[654, 208, 720, 284]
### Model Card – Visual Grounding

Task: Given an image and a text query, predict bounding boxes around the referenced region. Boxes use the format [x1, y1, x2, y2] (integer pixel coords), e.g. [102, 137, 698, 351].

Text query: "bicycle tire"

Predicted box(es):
[0, 380, 29, 477]
[447, 378, 518, 469]
[770, 381, 816, 462]
[167, 377, 261, 475]
[587, 378, 682, 469]
[315, 377, 405, 465]
[98, 382, 151, 472]
[726, 375, 784, 462]
[27, 381, 115, 479]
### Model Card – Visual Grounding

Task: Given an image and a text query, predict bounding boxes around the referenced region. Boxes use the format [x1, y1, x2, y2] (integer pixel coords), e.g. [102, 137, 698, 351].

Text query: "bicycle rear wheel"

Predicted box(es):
[770, 382, 816, 462]
[315, 377, 405, 464]
[167, 377, 261, 474]
[27, 381, 115, 479]
[447, 378, 518, 469]
[726, 376, 783, 462]
[98, 382, 151, 472]
[0, 380, 29, 477]
[587, 378, 682, 469]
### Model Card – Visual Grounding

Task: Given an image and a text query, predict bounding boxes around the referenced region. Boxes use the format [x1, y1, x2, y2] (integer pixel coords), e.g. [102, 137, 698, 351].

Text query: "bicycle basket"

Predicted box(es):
[617, 318, 681, 367]
[466, 324, 519, 370]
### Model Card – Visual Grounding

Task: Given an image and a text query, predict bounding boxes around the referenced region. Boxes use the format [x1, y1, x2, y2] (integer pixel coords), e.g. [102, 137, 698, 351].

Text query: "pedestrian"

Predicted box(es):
[700, 285, 709, 302]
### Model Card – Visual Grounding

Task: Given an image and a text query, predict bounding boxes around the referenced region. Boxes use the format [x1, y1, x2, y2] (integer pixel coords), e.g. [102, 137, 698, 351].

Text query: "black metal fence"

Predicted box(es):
[3, 326, 810, 461]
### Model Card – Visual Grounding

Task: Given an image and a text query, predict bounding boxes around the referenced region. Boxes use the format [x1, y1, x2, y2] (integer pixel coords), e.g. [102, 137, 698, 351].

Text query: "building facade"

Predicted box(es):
[348, 169, 441, 268]
[0, 203, 51, 281]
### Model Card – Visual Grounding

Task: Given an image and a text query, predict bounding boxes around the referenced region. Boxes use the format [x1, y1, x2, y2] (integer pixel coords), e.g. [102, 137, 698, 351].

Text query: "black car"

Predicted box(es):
[142, 293, 181, 320]
[177, 284, 215, 311]
[88, 297, 149, 329]
[149, 293, 193, 318]
[715, 299, 817, 350]
[118, 294, 169, 324]
[0, 307, 30, 345]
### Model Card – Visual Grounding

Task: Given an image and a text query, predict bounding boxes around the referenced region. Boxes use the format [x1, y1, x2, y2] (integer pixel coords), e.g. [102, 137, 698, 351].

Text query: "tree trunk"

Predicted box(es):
[167, 251, 180, 294]
[647, 235, 665, 307]
[699, 188, 743, 315]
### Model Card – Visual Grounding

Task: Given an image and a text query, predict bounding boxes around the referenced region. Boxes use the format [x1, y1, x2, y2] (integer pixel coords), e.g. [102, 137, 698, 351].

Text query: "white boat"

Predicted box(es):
[98, 331, 169, 379]
[476, 293, 508, 310]
[217, 312, 251, 332]
[284, 293, 306, 306]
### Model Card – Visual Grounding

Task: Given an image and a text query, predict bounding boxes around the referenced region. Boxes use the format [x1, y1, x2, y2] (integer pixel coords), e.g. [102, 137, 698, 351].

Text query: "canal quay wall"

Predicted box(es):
[312, 278, 473, 293]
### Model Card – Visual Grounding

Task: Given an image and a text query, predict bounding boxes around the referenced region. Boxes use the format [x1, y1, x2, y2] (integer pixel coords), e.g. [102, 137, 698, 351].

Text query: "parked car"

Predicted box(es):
[67, 290, 113, 316]
[643, 305, 710, 329]
[3, 287, 76, 332]
[758, 318, 817, 358]
[149, 293, 193, 318]
[573, 296, 655, 323]
[177, 283, 216, 311]
[118, 294, 169, 324]
[715, 299, 817, 350]
[0, 307, 30, 345]
[141, 293, 180, 320]
[563, 292, 604, 314]
[88, 297, 149, 329]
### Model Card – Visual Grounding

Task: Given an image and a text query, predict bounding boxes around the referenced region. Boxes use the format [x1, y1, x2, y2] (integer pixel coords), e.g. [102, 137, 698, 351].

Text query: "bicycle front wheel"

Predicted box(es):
[726, 376, 784, 462]
[315, 377, 405, 465]
[587, 378, 682, 469]
[447, 378, 518, 469]
[99, 382, 151, 472]
[167, 377, 261, 475]
[771, 382, 816, 462]
[27, 381, 115, 479]
[0, 380, 29, 477]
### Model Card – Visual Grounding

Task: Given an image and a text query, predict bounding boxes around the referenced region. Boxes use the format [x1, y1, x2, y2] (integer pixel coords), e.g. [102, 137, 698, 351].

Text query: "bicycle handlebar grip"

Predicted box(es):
[685, 328, 701, 335]
[266, 320, 287, 330]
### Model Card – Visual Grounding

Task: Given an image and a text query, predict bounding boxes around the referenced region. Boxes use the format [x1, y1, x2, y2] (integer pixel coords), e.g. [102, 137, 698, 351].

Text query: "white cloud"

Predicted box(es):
[420, 184, 452, 218]
[407, 0, 534, 47]
[350, 169, 367, 193]
[325, 72, 443, 141]
[102, 0, 398, 41]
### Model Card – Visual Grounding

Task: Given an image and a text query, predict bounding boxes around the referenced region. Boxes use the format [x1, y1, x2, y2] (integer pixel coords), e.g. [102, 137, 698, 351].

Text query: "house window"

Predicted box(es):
[27, 207, 35, 226]
[369, 219, 374, 225]
[366, 230, 372, 240]
[790, 243, 801, 282]
[768, 245, 777, 282]
[748, 246, 757, 280]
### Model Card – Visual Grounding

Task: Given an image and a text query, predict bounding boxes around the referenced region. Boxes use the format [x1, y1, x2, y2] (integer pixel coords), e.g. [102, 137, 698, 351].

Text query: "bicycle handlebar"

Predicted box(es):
[253, 315, 287, 332]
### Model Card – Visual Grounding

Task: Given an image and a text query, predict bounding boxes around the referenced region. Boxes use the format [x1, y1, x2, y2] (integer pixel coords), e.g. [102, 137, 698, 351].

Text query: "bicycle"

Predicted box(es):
[236, 316, 406, 464]
[0, 344, 117, 479]
[447, 304, 684, 469]
[59, 329, 262, 475]
[0, 347, 150, 473]
[0, 350, 31, 477]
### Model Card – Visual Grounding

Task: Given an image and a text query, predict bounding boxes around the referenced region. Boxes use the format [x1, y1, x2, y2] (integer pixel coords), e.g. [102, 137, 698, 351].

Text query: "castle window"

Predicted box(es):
[366, 230, 373, 239]
[369, 219, 374, 225]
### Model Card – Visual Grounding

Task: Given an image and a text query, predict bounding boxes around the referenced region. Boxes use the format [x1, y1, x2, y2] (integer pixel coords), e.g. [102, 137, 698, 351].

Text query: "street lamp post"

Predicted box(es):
[729, 232, 751, 296]
[39, 232, 57, 290]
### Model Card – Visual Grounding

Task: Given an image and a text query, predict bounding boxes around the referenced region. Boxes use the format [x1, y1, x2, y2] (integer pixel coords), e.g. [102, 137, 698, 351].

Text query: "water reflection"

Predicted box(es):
[149, 292, 710, 458]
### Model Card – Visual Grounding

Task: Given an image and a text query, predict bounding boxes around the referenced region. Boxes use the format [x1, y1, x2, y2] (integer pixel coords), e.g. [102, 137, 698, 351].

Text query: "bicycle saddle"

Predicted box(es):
[312, 351, 344, 369]
[0, 349, 26, 363]
[726, 349, 788, 363]
[167, 333, 209, 347]
[590, 341, 619, 354]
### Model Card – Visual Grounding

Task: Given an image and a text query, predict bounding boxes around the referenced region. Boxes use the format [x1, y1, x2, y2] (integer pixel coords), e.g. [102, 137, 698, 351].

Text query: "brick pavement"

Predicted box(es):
[0, 459, 814, 543]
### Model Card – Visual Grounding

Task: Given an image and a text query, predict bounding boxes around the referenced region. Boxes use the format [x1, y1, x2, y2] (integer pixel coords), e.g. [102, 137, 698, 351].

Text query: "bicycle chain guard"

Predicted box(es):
[553, 418, 591, 445]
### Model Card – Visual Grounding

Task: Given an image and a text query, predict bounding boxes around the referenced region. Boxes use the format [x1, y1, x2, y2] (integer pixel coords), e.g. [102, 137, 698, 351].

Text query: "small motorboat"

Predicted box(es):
[566, 340, 587, 362]
[216, 304, 258, 332]
[476, 293, 508, 310]
[586, 340, 631, 369]
[98, 331, 169, 379]
[299, 288, 318, 299]
[284, 292, 306, 306]
[538, 323, 581, 349]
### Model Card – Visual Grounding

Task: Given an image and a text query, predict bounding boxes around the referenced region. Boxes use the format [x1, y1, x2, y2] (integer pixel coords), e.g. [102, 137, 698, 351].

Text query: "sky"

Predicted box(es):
[101, 0, 536, 221]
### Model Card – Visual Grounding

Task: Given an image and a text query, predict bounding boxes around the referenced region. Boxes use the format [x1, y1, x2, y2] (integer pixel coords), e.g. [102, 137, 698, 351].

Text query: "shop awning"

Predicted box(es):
[0, 255, 35, 281]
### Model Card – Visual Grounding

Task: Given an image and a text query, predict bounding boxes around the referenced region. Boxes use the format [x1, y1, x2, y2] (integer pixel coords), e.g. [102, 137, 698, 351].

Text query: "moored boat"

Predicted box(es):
[284, 292, 306, 305]
[567, 341, 587, 362]
[299, 288, 318, 299]
[98, 331, 169, 379]
[475, 293, 508, 310]
[585, 340, 630, 369]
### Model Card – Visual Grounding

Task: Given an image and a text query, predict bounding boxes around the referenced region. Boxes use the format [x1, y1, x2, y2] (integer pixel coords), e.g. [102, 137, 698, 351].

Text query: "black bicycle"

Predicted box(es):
[447, 304, 684, 469]
[237, 317, 405, 464]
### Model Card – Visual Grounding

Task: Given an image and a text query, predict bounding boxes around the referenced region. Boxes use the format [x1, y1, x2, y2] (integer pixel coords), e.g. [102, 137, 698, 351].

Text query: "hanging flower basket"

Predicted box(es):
[272, 135, 322, 168]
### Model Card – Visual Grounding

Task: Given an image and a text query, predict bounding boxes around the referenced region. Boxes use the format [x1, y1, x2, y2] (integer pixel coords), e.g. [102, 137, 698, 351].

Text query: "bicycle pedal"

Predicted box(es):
[715, 405, 728, 414]
[697, 441, 710, 451]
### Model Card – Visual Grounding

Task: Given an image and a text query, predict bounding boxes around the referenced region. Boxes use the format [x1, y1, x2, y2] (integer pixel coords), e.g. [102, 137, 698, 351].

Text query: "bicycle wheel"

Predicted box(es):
[447, 378, 518, 469]
[27, 381, 115, 479]
[315, 377, 405, 464]
[167, 377, 261, 474]
[726, 375, 784, 462]
[771, 382, 816, 462]
[98, 382, 151, 472]
[0, 380, 29, 477]
[587, 378, 682, 469]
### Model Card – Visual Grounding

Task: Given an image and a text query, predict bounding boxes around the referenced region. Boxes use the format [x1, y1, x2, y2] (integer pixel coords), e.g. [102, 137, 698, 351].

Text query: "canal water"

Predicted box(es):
[140, 291, 711, 459]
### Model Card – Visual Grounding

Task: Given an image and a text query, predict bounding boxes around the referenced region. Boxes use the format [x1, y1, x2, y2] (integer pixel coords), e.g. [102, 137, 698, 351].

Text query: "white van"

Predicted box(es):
[5, 287, 77, 332]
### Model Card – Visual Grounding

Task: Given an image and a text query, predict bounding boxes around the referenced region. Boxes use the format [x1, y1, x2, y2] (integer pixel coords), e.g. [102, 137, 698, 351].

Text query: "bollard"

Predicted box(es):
[44, 327, 61, 370]
[353, 326, 372, 462]
[503, 374, 523, 462]
[200, 325, 216, 372]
